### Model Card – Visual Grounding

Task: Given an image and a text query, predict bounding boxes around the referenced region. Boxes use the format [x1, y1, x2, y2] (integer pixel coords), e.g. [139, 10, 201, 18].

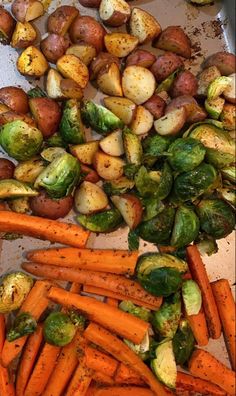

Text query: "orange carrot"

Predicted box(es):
[93, 372, 115, 386]
[22, 263, 162, 309]
[65, 358, 93, 396]
[106, 298, 118, 307]
[188, 349, 235, 395]
[0, 364, 15, 396]
[16, 324, 44, 396]
[85, 346, 118, 377]
[27, 248, 138, 275]
[24, 343, 60, 396]
[0, 211, 89, 247]
[176, 372, 226, 396]
[69, 283, 81, 293]
[187, 308, 209, 347]
[89, 386, 155, 396]
[0, 314, 5, 355]
[114, 363, 145, 386]
[84, 323, 172, 396]
[1, 280, 52, 367]
[158, 245, 177, 254]
[211, 279, 236, 370]
[186, 245, 221, 339]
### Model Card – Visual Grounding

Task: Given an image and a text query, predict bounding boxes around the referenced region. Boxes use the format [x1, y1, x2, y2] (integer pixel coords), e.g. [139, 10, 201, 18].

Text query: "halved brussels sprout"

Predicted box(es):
[142, 197, 164, 222]
[207, 76, 231, 100]
[135, 163, 172, 200]
[0, 179, 38, 199]
[217, 186, 236, 208]
[124, 332, 150, 361]
[59, 99, 85, 144]
[167, 138, 206, 172]
[43, 312, 76, 347]
[221, 164, 236, 184]
[170, 206, 200, 249]
[205, 97, 225, 120]
[152, 292, 181, 338]
[173, 319, 195, 366]
[0, 272, 33, 313]
[76, 208, 123, 232]
[195, 234, 218, 257]
[119, 300, 152, 322]
[14, 157, 46, 184]
[137, 253, 188, 275]
[7, 312, 37, 342]
[103, 177, 135, 195]
[182, 279, 202, 315]
[151, 340, 177, 389]
[123, 128, 143, 166]
[40, 147, 66, 162]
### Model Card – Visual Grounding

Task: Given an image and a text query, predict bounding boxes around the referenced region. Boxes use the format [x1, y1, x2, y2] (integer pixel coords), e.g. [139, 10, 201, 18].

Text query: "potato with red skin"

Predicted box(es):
[99, 0, 131, 27]
[40, 34, 70, 64]
[0, 87, 29, 114]
[0, 158, 15, 180]
[81, 164, 100, 183]
[111, 194, 143, 229]
[151, 52, 183, 82]
[154, 26, 191, 59]
[0, 6, 15, 44]
[165, 95, 207, 124]
[0, 111, 36, 127]
[90, 52, 120, 80]
[47, 6, 79, 36]
[144, 94, 166, 119]
[126, 49, 156, 68]
[11, 21, 37, 49]
[30, 191, 73, 220]
[171, 70, 198, 98]
[203, 52, 236, 76]
[69, 15, 106, 55]
[29, 97, 61, 138]
[11, 0, 44, 23]
[78, 0, 101, 7]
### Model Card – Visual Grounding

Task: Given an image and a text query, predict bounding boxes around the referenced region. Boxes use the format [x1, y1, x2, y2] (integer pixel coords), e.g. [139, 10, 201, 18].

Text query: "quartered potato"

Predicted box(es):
[171, 70, 198, 98]
[60, 80, 84, 101]
[46, 68, 66, 100]
[11, 0, 44, 23]
[57, 54, 89, 89]
[97, 63, 123, 97]
[47, 5, 79, 36]
[103, 96, 136, 125]
[11, 21, 37, 48]
[104, 33, 139, 58]
[90, 52, 120, 80]
[111, 194, 143, 229]
[14, 157, 45, 183]
[0, 86, 29, 114]
[99, 130, 124, 156]
[122, 66, 156, 105]
[29, 97, 61, 138]
[74, 181, 108, 214]
[70, 141, 99, 165]
[154, 107, 187, 136]
[66, 44, 96, 66]
[129, 7, 161, 44]
[93, 151, 125, 180]
[151, 52, 183, 83]
[130, 105, 154, 135]
[17, 46, 49, 77]
[99, 0, 131, 27]
[166, 95, 207, 124]
[155, 26, 191, 59]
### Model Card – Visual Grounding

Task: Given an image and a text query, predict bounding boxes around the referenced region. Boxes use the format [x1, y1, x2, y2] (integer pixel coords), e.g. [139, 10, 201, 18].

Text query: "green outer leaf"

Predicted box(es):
[138, 267, 183, 297]
[7, 312, 37, 342]
[170, 206, 200, 248]
[135, 163, 172, 200]
[137, 252, 188, 275]
[172, 319, 195, 366]
[195, 234, 218, 256]
[167, 138, 206, 173]
[77, 209, 123, 233]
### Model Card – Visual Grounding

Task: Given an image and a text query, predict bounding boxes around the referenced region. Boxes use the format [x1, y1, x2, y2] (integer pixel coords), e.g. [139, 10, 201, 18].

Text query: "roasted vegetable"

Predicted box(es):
[217, 186, 236, 208]
[195, 234, 219, 256]
[167, 138, 206, 172]
[221, 164, 236, 184]
[14, 157, 45, 183]
[30, 191, 73, 220]
[182, 279, 202, 316]
[0, 179, 38, 199]
[171, 206, 200, 248]
[100, 130, 124, 157]
[60, 99, 85, 144]
[74, 181, 108, 215]
[103, 177, 135, 195]
[205, 97, 225, 120]
[0, 6, 15, 44]
[207, 76, 231, 101]
[111, 194, 143, 229]
[0, 272, 33, 313]
[172, 319, 195, 366]
[142, 134, 173, 166]
[40, 147, 66, 163]
[0, 158, 15, 180]
[119, 301, 152, 322]
[124, 332, 150, 360]
[68, 310, 86, 330]
[28, 86, 47, 99]
[151, 340, 177, 389]
[135, 164, 172, 200]
[17, 46, 49, 77]
[123, 128, 143, 166]
[152, 292, 181, 338]
[137, 252, 188, 274]
[77, 208, 123, 232]
[43, 312, 76, 347]
[7, 312, 37, 341]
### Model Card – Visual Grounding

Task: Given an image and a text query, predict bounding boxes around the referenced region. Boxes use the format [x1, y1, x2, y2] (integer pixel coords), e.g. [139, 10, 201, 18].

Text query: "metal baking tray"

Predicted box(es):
[0, 0, 235, 371]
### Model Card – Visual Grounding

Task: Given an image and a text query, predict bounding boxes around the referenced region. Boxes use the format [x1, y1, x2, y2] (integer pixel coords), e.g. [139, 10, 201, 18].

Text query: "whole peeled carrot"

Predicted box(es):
[186, 245, 221, 339]
[212, 279, 236, 370]
[187, 308, 209, 347]
[0, 364, 15, 396]
[176, 372, 226, 396]
[188, 349, 235, 395]
[90, 387, 155, 396]
[85, 346, 118, 377]
[27, 247, 138, 276]
[48, 287, 149, 344]
[115, 363, 145, 386]
[0, 314, 5, 355]
[0, 211, 89, 248]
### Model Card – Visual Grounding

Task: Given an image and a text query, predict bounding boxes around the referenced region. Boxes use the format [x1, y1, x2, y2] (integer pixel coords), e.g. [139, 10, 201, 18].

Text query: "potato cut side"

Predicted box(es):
[93, 151, 125, 180]
[97, 63, 123, 97]
[70, 141, 99, 165]
[60, 79, 84, 100]
[99, 0, 131, 27]
[0, 104, 10, 115]
[103, 96, 136, 125]
[154, 107, 186, 136]
[104, 33, 139, 58]
[99, 130, 124, 157]
[12, 0, 44, 23]
[74, 181, 108, 215]
[122, 66, 156, 105]
[66, 44, 96, 66]
[46, 68, 65, 100]
[57, 54, 89, 89]
[129, 7, 161, 44]
[111, 194, 143, 229]
[130, 105, 154, 135]
[223, 73, 236, 104]
[17, 46, 48, 77]
[25, 1, 44, 21]
[11, 22, 37, 48]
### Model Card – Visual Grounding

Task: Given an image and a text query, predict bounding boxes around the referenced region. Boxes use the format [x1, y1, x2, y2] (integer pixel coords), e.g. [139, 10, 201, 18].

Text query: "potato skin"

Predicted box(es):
[126, 49, 156, 68]
[0, 111, 36, 127]
[47, 6, 79, 36]
[79, 0, 101, 7]
[0, 6, 15, 44]
[29, 97, 61, 138]
[144, 94, 166, 119]
[69, 15, 106, 54]
[0, 158, 15, 180]
[0, 87, 29, 114]
[203, 52, 236, 76]
[171, 70, 198, 98]
[40, 34, 70, 64]
[154, 26, 191, 59]
[81, 164, 100, 183]
[151, 52, 183, 82]
[165, 95, 207, 123]
[30, 191, 73, 219]
[90, 52, 120, 80]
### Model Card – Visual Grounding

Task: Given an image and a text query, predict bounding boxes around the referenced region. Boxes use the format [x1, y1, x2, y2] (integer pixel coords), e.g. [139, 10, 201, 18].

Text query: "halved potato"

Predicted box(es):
[46, 68, 65, 100]
[99, 130, 124, 156]
[104, 33, 138, 58]
[47, 6, 79, 36]
[103, 96, 136, 125]
[66, 44, 96, 66]
[93, 151, 124, 180]
[60, 80, 84, 101]
[11, 0, 44, 22]
[223, 73, 236, 104]
[17, 46, 48, 77]
[70, 141, 99, 165]
[97, 63, 123, 97]
[0, 6, 15, 44]
[122, 66, 156, 105]
[129, 7, 161, 44]
[74, 181, 108, 214]
[90, 52, 120, 80]
[130, 105, 154, 135]
[57, 54, 89, 89]
[11, 21, 37, 48]
[154, 26, 191, 59]
[111, 194, 143, 229]
[99, 0, 131, 27]
[154, 107, 186, 136]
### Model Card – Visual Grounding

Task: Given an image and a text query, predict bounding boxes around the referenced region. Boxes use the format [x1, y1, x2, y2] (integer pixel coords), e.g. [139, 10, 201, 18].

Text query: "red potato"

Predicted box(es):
[11, 21, 37, 48]
[81, 164, 100, 183]
[171, 70, 198, 97]
[29, 97, 61, 138]
[93, 151, 125, 180]
[40, 34, 70, 64]
[0, 158, 15, 180]
[154, 26, 191, 59]
[90, 52, 120, 80]
[0, 111, 36, 127]
[129, 7, 161, 44]
[79, 0, 101, 7]
[57, 55, 89, 89]
[30, 191, 73, 220]
[0, 6, 15, 44]
[151, 52, 183, 82]
[60, 79, 84, 101]
[74, 181, 108, 215]
[126, 49, 156, 68]
[11, 0, 44, 23]
[69, 15, 106, 54]
[111, 194, 143, 229]
[165, 95, 207, 123]
[99, 0, 131, 27]
[97, 63, 123, 97]
[203, 52, 236, 76]
[144, 94, 166, 119]
[47, 6, 79, 36]
[122, 66, 156, 105]
[66, 44, 96, 66]
[104, 33, 138, 58]
[154, 107, 187, 136]
[0, 87, 29, 114]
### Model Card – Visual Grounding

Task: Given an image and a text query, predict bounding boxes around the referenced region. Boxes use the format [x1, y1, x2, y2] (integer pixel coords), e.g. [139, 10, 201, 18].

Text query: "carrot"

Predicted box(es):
[188, 349, 236, 395]
[65, 358, 93, 396]
[93, 372, 115, 386]
[27, 248, 138, 275]
[158, 245, 177, 254]
[48, 287, 149, 344]
[89, 386, 155, 396]
[85, 346, 118, 377]
[211, 279, 236, 370]
[187, 308, 209, 347]
[69, 283, 81, 293]
[16, 324, 43, 396]
[106, 298, 118, 307]
[114, 363, 145, 385]
[176, 372, 226, 396]
[22, 263, 162, 310]
[0, 314, 5, 355]
[0, 364, 15, 396]
[0, 211, 89, 248]
[84, 323, 173, 396]
[1, 280, 52, 367]
[186, 245, 221, 339]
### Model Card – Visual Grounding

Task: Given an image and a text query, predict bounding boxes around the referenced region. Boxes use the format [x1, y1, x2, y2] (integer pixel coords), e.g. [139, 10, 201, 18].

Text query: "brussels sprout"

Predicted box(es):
[172, 319, 195, 366]
[60, 100, 85, 144]
[40, 147, 66, 162]
[135, 163, 172, 200]
[205, 97, 225, 120]
[142, 197, 165, 221]
[124, 332, 150, 360]
[142, 134, 173, 166]
[7, 313, 37, 342]
[123, 128, 143, 166]
[0, 120, 43, 161]
[103, 177, 135, 195]
[195, 234, 218, 257]
[128, 229, 140, 251]
[138, 267, 182, 297]
[27, 86, 47, 98]
[8, 197, 30, 214]
[35, 153, 80, 198]
[0, 179, 38, 199]
[81, 100, 124, 135]
[173, 163, 217, 202]
[170, 206, 200, 248]
[167, 138, 206, 172]
[151, 340, 177, 389]
[156, 69, 181, 93]
[217, 185, 236, 208]
[46, 133, 68, 148]
[68, 310, 86, 330]
[0, 272, 33, 313]
[119, 300, 152, 322]
[123, 164, 140, 180]
[182, 280, 202, 316]
[136, 206, 175, 244]
[77, 208, 123, 233]
[43, 312, 76, 347]
[196, 198, 235, 239]
[152, 292, 181, 338]
[207, 76, 231, 100]
[14, 157, 46, 184]
[137, 253, 188, 275]
[183, 119, 223, 137]
[221, 164, 236, 184]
